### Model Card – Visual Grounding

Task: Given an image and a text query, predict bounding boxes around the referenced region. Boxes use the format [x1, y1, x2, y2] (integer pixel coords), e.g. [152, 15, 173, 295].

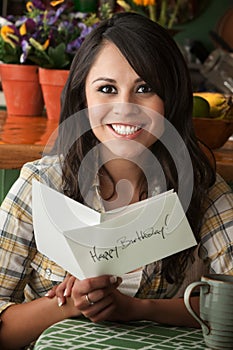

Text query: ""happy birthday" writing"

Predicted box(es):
[89, 214, 169, 263]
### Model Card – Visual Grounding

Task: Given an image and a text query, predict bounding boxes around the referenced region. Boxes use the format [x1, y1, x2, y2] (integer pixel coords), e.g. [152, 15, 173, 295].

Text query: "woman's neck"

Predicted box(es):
[99, 158, 147, 210]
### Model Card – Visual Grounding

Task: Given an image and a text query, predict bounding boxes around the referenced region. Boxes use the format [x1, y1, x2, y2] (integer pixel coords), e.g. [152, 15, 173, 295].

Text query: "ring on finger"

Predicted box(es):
[85, 293, 95, 306]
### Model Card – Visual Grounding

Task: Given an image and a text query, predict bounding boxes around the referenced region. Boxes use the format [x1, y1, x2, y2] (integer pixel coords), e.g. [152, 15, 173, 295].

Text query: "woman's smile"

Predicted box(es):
[108, 123, 143, 138]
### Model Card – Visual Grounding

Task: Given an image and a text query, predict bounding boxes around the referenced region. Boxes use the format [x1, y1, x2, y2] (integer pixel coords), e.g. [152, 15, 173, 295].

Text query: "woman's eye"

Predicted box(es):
[137, 84, 152, 93]
[98, 85, 117, 94]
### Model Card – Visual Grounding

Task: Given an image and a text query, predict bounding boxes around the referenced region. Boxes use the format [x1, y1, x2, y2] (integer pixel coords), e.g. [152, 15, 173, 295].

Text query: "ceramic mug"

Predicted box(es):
[184, 274, 233, 350]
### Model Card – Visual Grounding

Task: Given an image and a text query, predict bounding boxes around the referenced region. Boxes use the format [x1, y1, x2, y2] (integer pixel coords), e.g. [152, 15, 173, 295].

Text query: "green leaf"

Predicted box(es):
[0, 38, 20, 63]
[27, 49, 52, 68]
[47, 43, 70, 69]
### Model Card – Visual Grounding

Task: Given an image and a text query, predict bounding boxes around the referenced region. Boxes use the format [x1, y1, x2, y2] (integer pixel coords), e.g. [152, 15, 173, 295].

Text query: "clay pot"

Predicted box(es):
[39, 68, 69, 121]
[0, 64, 44, 116]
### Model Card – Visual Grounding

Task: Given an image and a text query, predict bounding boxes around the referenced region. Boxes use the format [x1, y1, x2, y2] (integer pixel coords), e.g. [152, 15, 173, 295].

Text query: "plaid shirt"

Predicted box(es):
[0, 156, 233, 315]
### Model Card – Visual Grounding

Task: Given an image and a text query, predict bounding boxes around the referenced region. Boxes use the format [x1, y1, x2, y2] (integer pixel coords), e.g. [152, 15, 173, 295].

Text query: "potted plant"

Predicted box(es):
[0, 0, 103, 119]
[0, 3, 45, 116]
[28, 1, 100, 121]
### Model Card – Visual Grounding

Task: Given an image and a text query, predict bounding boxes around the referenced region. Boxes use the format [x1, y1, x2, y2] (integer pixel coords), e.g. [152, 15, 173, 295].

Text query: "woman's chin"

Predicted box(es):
[101, 140, 149, 161]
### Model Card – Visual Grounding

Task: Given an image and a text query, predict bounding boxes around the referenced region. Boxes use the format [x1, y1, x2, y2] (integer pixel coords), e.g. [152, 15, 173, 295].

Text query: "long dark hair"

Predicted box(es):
[54, 12, 215, 284]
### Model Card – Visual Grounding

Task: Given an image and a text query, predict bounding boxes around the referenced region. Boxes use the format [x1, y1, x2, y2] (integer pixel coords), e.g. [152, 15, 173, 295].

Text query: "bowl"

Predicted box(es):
[193, 117, 233, 149]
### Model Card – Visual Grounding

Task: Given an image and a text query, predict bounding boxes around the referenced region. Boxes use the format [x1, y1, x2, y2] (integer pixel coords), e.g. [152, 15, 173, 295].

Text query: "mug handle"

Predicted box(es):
[184, 281, 210, 335]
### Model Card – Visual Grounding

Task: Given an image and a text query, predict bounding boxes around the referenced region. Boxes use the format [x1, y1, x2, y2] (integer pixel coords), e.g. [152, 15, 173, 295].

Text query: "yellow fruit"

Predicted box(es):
[192, 96, 210, 118]
[193, 92, 230, 118]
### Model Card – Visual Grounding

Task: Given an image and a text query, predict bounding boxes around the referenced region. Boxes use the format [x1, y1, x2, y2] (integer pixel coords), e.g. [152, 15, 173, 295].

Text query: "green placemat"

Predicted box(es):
[34, 318, 206, 350]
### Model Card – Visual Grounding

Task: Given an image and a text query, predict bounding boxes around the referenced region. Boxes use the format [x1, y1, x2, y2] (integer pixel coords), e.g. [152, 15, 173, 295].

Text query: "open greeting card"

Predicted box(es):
[32, 180, 196, 279]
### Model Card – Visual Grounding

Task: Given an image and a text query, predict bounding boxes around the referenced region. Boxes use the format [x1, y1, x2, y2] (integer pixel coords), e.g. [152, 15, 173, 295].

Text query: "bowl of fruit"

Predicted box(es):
[192, 92, 233, 149]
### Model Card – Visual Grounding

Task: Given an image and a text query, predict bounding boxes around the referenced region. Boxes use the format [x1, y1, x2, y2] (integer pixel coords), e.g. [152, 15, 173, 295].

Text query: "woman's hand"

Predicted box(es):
[45, 273, 75, 307]
[68, 275, 142, 323]
[46, 274, 124, 321]
[70, 275, 123, 322]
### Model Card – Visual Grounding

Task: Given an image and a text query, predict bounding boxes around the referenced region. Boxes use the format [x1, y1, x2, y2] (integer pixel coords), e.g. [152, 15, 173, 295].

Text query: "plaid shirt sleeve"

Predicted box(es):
[0, 156, 65, 315]
[0, 164, 39, 314]
[199, 174, 233, 274]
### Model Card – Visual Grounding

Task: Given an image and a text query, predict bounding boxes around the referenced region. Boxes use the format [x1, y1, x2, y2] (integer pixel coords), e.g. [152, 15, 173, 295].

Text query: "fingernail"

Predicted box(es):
[58, 297, 63, 307]
[45, 292, 50, 297]
[110, 275, 118, 284]
[118, 277, 122, 285]
[64, 288, 68, 297]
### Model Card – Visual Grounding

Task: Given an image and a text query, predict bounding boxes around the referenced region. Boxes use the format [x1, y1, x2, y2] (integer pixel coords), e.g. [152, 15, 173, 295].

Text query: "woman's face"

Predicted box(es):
[85, 41, 165, 159]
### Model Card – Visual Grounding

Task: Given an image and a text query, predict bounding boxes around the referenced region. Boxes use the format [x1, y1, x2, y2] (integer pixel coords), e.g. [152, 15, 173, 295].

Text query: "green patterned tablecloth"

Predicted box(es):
[34, 318, 207, 350]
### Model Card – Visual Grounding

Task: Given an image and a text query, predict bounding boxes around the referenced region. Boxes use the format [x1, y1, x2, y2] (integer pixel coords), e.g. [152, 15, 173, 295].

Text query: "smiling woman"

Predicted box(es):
[0, 11, 232, 350]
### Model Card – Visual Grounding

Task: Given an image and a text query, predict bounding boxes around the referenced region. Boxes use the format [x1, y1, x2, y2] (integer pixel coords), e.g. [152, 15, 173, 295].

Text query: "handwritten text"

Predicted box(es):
[90, 246, 119, 263]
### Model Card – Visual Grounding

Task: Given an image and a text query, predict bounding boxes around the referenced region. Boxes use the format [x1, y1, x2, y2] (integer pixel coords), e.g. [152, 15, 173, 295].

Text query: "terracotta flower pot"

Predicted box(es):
[39, 68, 69, 121]
[0, 64, 44, 116]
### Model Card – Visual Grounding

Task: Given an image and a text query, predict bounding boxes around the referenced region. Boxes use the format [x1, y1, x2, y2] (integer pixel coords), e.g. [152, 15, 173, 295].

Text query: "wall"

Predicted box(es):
[174, 0, 233, 52]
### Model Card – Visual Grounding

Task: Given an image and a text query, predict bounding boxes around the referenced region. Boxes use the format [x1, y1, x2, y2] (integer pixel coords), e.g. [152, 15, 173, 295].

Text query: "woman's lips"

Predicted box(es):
[108, 123, 143, 138]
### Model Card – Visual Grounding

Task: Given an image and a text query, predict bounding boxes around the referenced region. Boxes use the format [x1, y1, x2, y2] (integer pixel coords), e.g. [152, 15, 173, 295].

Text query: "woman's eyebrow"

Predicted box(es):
[92, 77, 116, 84]
[91, 77, 144, 84]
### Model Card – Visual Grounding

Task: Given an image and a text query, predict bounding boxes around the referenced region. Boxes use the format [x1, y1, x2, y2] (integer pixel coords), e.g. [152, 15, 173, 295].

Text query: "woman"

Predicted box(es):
[0, 12, 232, 349]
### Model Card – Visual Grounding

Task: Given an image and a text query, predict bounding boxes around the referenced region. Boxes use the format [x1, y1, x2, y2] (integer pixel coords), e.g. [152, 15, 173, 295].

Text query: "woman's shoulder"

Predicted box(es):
[20, 155, 62, 189]
[21, 155, 61, 173]
[201, 173, 233, 234]
[206, 173, 233, 206]
[199, 174, 233, 273]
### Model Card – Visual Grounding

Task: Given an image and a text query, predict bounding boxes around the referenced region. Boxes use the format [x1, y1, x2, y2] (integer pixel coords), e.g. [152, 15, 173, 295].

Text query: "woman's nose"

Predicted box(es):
[115, 91, 135, 105]
[113, 101, 140, 116]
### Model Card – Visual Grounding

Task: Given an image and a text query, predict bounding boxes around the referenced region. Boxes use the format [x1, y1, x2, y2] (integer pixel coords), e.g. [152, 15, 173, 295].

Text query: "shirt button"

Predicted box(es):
[45, 268, 52, 276]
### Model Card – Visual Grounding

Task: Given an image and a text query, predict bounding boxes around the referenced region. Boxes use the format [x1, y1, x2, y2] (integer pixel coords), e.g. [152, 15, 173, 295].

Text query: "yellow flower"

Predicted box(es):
[0, 25, 19, 48]
[19, 23, 27, 36]
[133, 0, 155, 5]
[50, 0, 65, 6]
[42, 39, 50, 50]
[26, 1, 34, 12]
[117, 0, 132, 11]
[1, 25, 14, 40]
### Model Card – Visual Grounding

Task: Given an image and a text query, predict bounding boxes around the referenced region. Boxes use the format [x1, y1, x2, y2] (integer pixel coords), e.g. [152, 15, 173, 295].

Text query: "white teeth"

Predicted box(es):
[111, 124, 141, 135]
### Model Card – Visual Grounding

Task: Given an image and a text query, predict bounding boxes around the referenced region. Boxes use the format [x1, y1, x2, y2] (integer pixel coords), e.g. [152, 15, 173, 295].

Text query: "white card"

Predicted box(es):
[32, 180, 196, 279]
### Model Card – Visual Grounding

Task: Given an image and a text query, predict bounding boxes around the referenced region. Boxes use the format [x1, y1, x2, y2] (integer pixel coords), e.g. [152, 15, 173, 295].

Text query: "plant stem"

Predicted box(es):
[148, 4, 156, 22]
[158, 0, 167, 27]
[167, 0, 181, 29]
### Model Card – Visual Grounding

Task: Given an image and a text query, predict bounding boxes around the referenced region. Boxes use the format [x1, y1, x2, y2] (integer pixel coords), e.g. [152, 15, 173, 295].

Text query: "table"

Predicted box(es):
[0, 111, 58, 169]
[0, 111, 58, 202]
[34, 318, 206, 350]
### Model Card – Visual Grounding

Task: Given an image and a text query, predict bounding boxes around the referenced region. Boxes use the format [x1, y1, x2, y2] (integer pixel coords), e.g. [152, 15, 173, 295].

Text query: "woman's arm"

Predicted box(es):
[0, 274, 121, 350]
[106, 291, 200, 327]
[0, 296, 81, 350]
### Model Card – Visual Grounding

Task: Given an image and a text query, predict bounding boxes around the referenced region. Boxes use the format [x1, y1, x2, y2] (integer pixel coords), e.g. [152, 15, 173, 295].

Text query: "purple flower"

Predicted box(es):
[78, 22, 94, 39]
[66, 37, 83, 54]
[20, 39, 30, 63]
[46, 5, 66, 26]
[25, 18, 37, 34]
[31, 0, 46, 11]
